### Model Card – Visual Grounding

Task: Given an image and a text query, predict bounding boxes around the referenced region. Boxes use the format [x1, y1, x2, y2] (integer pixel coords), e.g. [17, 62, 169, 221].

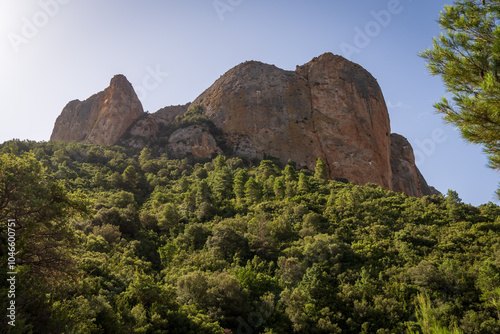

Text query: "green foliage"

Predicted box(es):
[0, 152, 88, 278]
[1, 140, 500, 333]
[420, 0, 500, 196]
[407, 293, 464, 334]
[245, 177, 261, 202]
[314, 157, 328, 180]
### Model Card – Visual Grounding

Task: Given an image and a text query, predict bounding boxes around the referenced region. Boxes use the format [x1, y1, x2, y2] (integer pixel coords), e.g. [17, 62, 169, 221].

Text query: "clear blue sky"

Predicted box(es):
[1, 0, 497, 205]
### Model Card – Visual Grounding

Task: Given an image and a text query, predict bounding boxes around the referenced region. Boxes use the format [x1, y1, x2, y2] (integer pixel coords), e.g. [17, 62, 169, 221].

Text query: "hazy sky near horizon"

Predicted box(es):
[1, 0, 498, 206]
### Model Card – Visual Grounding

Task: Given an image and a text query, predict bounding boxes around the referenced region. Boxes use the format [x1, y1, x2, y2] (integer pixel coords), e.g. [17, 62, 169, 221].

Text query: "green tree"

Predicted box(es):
[446, 189, 464, 222]
[139, 147, 152, 163]
[122, 165, 138, 189]
[108, 171, 123, 188]
[139, 147, 157, 173]
[284, 164, 296, 182]
[213, 155, 227, 170]
[298, 173, 309, 194]
[420, 0, 500, 196]
[273, 177, 286, 200]
[158, 203, 181, 233]
[233, 169, 249, 199]
[314, 157, 328, 180]
[407, 293, 463, 334]
[0, 153, 88, 278]
[196, 179, 212, 205]
[207, 222, 249, 260]
[257, 160, 278, 182]
[245, 177, 261, 202]
[211, 166, 233, 201]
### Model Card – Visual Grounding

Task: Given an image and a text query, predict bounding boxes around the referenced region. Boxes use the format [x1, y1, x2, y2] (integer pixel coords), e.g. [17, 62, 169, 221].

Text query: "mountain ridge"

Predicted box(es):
[50, 52, 438, 197]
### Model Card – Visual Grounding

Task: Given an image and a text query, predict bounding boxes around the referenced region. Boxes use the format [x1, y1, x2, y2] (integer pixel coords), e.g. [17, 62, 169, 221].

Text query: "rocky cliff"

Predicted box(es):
[190, 53, 393, 189]
[50, 75, 144, 146]
[50, 53, 438, 197]
[390, 133, 439, 197]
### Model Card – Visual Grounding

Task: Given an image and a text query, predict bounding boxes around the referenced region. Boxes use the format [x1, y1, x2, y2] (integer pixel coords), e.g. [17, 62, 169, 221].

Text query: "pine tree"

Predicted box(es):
[139, 147, 151, 164]
[196, 179, 212, 205]
[298, 173, 309, 193]
[213, 155, 227, 170]
[273, 177, 286, 199]
[314, 158, 328, 180]
[123, 165, 138, 189]
[257, 160, 278, 182]
[420, 0, 500, 196]
[244, 177, 261, 202]
[284, 164, 296, 182]
[211, 166, 232, 201]
[233, 169, 248, 199]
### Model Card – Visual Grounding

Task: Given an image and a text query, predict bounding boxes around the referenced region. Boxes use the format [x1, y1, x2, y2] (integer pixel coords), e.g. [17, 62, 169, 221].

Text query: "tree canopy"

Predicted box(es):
[1, 139, 499, 333]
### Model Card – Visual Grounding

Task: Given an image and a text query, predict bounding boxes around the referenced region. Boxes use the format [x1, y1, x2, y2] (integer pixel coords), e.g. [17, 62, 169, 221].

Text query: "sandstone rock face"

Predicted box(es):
[192, 53, 393, 188]
[50, 75, 144, 146]
[50, 53, 437, 197]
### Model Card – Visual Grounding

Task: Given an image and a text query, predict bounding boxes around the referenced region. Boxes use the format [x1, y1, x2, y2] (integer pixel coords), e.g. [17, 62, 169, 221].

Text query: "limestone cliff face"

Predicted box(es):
[50, 53, 437, 197]
[50, 75, 144, 146]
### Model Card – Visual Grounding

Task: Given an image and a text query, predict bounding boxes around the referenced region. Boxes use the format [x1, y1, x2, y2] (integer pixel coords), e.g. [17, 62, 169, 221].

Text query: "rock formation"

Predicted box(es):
[190, 53, 392, 188]
[50, 53, 438, 197]
[390, 133, 439, 197]
[50, 75, 144, 146]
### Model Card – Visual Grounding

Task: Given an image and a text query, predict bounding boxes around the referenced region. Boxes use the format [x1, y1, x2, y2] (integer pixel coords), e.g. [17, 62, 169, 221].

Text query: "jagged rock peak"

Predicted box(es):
[50, 74, 145, 146]
[109, 74, 135, 92]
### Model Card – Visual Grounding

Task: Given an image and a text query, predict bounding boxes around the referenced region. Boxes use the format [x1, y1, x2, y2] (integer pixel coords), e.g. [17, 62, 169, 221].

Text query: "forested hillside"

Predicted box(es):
[1, 140, 499, 333]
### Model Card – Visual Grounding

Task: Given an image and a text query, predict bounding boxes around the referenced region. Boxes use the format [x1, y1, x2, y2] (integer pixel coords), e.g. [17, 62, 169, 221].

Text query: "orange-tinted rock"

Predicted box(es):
[298, 53, 393, 189]
[192, 53, 392, 188]
[50, 75, 144, 146]
[391, 133, 439, 197]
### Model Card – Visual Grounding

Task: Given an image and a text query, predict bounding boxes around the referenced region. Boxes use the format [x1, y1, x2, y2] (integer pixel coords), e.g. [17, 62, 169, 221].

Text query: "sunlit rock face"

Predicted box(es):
[50, 74, 144, 146]
[192, 53, 393, 189]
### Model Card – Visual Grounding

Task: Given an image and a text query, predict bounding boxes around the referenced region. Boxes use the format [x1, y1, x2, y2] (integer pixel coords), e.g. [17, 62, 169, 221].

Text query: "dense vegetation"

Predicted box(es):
[1, 140, 500, 333]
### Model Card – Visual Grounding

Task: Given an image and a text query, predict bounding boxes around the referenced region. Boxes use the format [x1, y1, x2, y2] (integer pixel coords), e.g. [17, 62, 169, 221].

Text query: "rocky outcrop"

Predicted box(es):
[119, 104, 190, 148]
[167, 125, 222, 159]
[192, 53, 393, 188]
[50, 75, 145, 146]
[391, 134, 438, 197]
[50, 53, 438, 197]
